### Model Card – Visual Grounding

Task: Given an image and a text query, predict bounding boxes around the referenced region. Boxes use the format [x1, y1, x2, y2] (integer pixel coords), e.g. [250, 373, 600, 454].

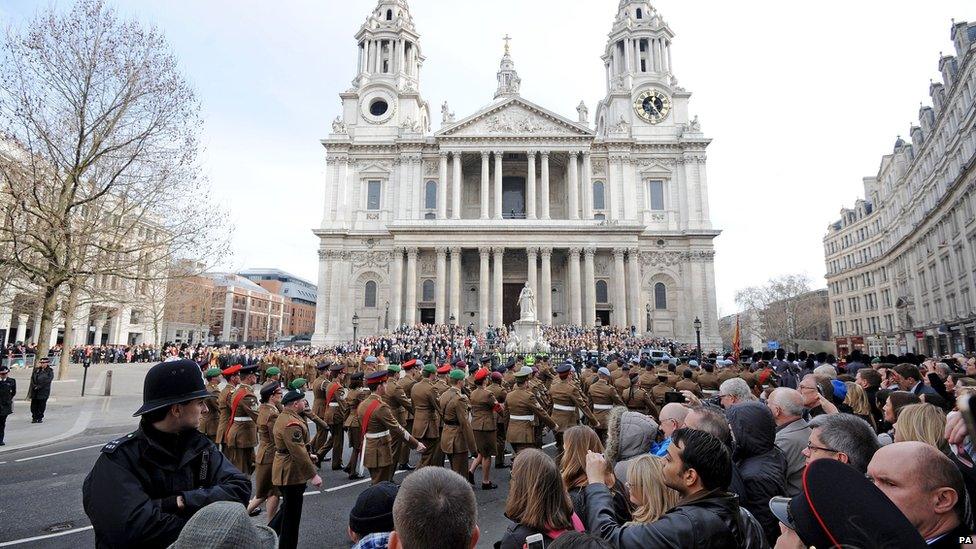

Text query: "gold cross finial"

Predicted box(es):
[503, 34, 511, 55]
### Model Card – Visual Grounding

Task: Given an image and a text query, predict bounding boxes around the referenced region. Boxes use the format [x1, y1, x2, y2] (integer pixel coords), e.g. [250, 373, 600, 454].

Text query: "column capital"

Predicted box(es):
[526, 149, 538, 157]
[406, 246, 419, 256]
[393, 246, 406, 255]
[435, 246, 448, 254]
[583, 247, 597, 258]
[568, 150, 580, 159]
[438, 150, 450, 159]
[582, 150, 592, 159]
[491, 246, 505, 255]
[539, 150, 551, 159]
[568, 247, 582, 257]
[451, 150, 463, 160]
[525, 247, 539, 255]
[539, 247, 553, 257]
[628, 247, 640, 257]
[478, 246, 491, 256]
[612, 247, 627, 258]
[492, 150, 505, 158]
[481, 150, 491, 160]
[449, 246, 462, 255]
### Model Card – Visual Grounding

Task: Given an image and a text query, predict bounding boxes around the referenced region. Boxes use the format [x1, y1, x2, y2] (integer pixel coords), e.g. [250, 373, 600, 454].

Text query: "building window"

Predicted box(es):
[386, 8, 392, 20]
[593, 181, 605, 210]
[425, 180, 437, 209]
[595, 280, 609, 304]
[367, 180, 381, 210]
[364, 281, 377, 308]
[424, 212, 436, 220]
[422, 279, 435, 302]
[649, 180, 665, 211]
[654, 282, 667, 309]
[636, 8, 642, 18]
[130, 310, 141, 324]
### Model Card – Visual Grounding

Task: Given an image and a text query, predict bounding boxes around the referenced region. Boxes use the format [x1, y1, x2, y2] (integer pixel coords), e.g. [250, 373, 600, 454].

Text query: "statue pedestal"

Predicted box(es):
[512, 319, 548, 353]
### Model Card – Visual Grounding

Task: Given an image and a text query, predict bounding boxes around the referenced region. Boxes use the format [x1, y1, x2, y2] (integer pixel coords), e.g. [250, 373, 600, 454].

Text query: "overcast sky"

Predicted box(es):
[2, 0, 974, 316]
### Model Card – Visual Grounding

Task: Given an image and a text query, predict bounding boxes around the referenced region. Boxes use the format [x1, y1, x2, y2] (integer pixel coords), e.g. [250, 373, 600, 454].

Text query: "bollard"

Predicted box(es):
[104, 370, 113, 396]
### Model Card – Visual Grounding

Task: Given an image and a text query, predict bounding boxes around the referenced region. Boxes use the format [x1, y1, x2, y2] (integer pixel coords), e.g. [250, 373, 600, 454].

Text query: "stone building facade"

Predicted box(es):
[825, 19, 976, 357]
[313, 0, 721, 347]
[238, 268, 318, 338]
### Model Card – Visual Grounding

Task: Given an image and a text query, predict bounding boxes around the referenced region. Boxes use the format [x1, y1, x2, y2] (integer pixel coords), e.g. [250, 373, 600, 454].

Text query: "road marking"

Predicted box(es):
[0, 526, 93, 547]
[14, 443, 103, 463]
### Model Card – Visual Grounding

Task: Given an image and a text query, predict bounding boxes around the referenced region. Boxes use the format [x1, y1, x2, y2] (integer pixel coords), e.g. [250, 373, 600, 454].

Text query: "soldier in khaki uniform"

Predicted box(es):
[613, 364, 632, 397]
[698, 364, 720, 390]
[396, 359, 421, 469]
[321, 363, 347, 470]
[248, 382, 282, 520]
[487, 370, 509, 469]
[505, 367, 556, 456]
[623, 372, 659, 417]
[675, 368, 704, 397]
[381, 364, 413, 473]
[343, 372, 369, 479]
[309, 362, 331, 452]
[215, 364, 242, 448]
[581, 362, 598, 393]
[410, 364, 442, 468]
[651, 370, 676, 406]
[198, 368, 222, 441]
[587, 367, 624, 443]
[439, 369, 477, 481]
[357, 370, 425, 485]
[468, 368, 501, 489]
[225, 365, 260, 475]
[270, 389, 322, 549]
[550, 362, 599, 455]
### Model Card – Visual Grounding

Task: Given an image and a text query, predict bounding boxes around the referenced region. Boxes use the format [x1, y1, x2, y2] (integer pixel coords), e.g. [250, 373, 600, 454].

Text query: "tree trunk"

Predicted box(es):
[57, 281, 81, 380]
[32, 282, 60, 370]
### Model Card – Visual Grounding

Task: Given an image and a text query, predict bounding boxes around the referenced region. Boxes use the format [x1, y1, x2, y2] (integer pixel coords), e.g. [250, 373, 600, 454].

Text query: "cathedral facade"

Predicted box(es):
[312, 0, 721, 348]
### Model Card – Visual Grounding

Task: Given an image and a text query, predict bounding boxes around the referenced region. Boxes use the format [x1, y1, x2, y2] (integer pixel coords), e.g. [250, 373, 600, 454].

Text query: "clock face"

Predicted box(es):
[634, 90, 671, 124]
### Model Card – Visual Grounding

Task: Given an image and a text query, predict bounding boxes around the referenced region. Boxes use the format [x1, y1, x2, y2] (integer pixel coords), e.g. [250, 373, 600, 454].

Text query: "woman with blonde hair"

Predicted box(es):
[496, 449, 584, 549]
[624, 455, 679, 524]
[894, 403, 949, 452]
[844, 381, 877, 431]
[559, 426, 630, 526]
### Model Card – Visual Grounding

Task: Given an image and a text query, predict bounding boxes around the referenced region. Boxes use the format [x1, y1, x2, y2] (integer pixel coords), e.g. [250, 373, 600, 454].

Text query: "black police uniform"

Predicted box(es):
[29, 364, 53, 422]
[0, 371, 15, 444]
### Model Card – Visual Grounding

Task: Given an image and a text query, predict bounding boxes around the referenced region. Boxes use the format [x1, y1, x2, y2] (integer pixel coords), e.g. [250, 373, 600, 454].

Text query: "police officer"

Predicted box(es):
[0, 364, 15, 445]
[28, 357, 54, 423]
[82, 359, 250, 548]
[269, 389, 322, 549]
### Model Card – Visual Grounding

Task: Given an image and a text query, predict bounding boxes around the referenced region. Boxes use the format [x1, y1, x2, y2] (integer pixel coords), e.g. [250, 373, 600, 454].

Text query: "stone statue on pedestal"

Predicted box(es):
[517, 283, 535, 321]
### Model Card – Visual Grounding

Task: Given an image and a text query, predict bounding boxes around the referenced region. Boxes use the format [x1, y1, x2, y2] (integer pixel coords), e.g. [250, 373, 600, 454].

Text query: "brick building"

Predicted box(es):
[238, 269, 317, 339]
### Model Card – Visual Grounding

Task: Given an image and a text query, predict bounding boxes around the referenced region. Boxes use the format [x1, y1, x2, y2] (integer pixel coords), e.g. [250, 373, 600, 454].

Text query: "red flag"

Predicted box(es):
[732, 315, 741, 363]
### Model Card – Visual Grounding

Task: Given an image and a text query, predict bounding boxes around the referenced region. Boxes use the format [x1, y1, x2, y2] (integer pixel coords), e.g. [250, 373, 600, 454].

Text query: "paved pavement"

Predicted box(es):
[0, 363, 556, 548]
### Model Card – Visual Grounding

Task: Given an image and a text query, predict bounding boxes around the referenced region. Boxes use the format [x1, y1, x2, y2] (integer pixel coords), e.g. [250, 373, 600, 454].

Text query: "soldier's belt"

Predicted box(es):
[593, 404, 614, 410]
[364, 430, 390, 439]
[444, 420, 459, 426]
[328, 403, 340, 407]
[233, 417, 254, 422]
[553, 404, 577, 412]
[510, 414, 535, 421]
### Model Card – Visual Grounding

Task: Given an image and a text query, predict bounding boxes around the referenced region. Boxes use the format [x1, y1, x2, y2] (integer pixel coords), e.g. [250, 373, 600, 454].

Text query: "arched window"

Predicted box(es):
[636, 8, 643, 18]
[425, 180, 437, 209]
[593, 181, 605, 210]
[654, 282, 667, 309]
[595, 280, 609, 304]
[364, 281, 377, 308]
[424, 212, 436, 220]
[386, 9, 393, 20]
[422, 280, 435, 302]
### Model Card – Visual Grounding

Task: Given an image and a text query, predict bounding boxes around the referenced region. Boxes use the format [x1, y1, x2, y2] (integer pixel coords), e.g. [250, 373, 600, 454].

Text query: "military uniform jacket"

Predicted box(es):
[651, 382, 675, 406]
[581, 369, 597, 392]
[613, 375, 632, 399]
[698, 372, 720, 390]
[382, 379, 413, 425]
[587, 380, 624, 423]
[624, 385, 658, 416]
[198, 382, 220, 437]
[0, 376, 16, 416]
[469, 387, 499, 432]
[398, 375, 419, 420]
[505, 386, 556, 444]
[256, 403, 280, 465]
[488, 382, 508, 425]
[82, 426, 250, 549]
[271, 408, 317, 486]
[311, 374, 330, 418]
[322, 380, 346, 425]
[215, 384, 235, 445]
[676, 379, 704, 397]
[225, 385, 259, 449]
[358, 394, 414, 468]
[638, 371, 658, 393]
[410, 378, 441, 439]
[343, 388, 369, 429]
[439, 388, 477, 454]
[550, 377, 597, 431]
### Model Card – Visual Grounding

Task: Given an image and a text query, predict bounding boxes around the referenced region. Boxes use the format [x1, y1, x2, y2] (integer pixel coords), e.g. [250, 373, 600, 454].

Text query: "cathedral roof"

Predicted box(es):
[436, 96, 594, 138]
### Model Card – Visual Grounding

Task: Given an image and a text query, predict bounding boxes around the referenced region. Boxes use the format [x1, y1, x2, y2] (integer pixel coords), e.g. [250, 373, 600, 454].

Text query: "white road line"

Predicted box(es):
[14, 443, 103, 462]
[0, 526, 93, 547]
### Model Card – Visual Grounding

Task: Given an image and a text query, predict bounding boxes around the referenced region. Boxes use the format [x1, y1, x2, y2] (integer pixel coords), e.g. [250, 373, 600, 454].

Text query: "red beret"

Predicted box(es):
[403, 359, 418, 370]
[436, 365, 451, 374]
[455, 361, 467, 371]
[474, 368, 488, 382]
[221, 364, 241, 376]
[491, 371, 503, 381]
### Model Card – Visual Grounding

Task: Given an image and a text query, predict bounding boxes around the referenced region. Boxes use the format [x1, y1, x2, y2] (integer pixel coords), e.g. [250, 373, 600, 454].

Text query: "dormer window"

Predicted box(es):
[636, 8, 642, 19]
[386, 9, 393, 20]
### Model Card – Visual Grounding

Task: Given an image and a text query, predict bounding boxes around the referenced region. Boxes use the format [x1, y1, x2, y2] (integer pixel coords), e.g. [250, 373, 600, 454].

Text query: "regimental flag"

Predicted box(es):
[732, 315, 741, 363]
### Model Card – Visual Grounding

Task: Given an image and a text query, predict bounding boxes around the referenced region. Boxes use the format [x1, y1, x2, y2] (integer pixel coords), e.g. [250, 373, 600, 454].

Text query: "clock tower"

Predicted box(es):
[594, 0, 693, 138]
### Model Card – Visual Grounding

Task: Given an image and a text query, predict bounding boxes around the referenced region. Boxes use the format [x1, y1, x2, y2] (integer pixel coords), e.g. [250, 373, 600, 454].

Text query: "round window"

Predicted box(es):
[370, 99, 389, 116]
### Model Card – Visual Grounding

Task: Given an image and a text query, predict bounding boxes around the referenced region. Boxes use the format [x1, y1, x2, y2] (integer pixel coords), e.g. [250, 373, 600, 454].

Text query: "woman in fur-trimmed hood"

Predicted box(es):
[604, 406, 659, 482]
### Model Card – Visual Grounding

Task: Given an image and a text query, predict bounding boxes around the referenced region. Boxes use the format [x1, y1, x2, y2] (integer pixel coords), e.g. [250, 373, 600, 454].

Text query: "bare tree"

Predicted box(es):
[0, 0, 230, 378]
[735, 274, 826, 351]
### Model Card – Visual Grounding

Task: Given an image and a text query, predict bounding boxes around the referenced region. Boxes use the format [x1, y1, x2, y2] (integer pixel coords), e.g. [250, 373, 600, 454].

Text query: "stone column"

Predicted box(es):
[451, 152, 462, 219]
[526, 248, 539, 305]
[449, 247, 462, 322]
[526, 150, 537, 220]
[479, 247, 490, 330]
[540, 151, 551, 220]
[31, 306, 41, 345]
[582, 152, 593, 219]
[438, 152, 448, 219]
[635, 39, 642, 72]
[627, 248, 642, 332]
[539, 248, 553, 324]
[623, 38, 632, 73]
[568, 248, 582, 325]
[612, 248, 627, 327]
[435, 247, 447, 324]
[583, 248, 596, 327]
[405, 247, 418, 325]
[15, 314, 28, 344]
[390, 248, 403, 329]
[492, 247, 504, 327]
[493, 151, 503, 219]
[480, 152, 490, 219]
[568, 151, 580, 220]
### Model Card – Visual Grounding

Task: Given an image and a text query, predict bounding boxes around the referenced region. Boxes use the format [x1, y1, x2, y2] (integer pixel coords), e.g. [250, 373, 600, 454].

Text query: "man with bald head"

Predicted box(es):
[650, 403, 688, 457]
[767, 387, 810, 496]
[867, 442, 969, 546]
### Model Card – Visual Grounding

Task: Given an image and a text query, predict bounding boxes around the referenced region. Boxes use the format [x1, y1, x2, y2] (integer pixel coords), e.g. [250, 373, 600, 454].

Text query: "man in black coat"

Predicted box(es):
[28, 357, 54, 423]
[0, 364, 15, 445]
[82, 359, 251, 548]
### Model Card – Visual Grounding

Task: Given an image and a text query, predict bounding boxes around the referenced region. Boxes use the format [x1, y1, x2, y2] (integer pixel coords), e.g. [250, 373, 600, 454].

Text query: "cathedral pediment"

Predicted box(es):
[436, 97, 594, 138]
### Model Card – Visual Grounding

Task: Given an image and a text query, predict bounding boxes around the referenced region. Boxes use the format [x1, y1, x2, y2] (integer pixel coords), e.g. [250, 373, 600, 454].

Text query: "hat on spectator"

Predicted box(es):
[169, 501, 276, 549]
[436, 364, 451, 374]
[598, 367, 611, 377]
[221, 364, 242, 377]
[265, 367, 281, 376]
[422, 363, 436, 374]
[134, 359, 211, 416]
[769, 458, 923, 548]
[348, 481, 398, 538]
[515, 366, 533, 378]
[449, 369, 465, 381]
[831, 379, 847, 401]
[204, 367, 222, 379]
[366, 370, 388, 386]
[281, 389, 305, 406]
[289, 378, 307, 390]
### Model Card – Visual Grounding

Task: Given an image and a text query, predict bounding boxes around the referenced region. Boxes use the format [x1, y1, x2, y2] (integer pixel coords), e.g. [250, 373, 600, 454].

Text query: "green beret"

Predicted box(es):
[422, 363, 436, 374]
[524, 355, 536, 365]
[204, 367, 222, 379]
[266, 367, 281, 376]
[388, 364, 402, 373]
[449, 369, 465, 381]
[289, 378, 307, 390]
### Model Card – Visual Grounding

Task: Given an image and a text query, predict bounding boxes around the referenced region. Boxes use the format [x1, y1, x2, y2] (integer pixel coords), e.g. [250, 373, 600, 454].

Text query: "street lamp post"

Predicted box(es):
[384, 302, 389, 330]
[449, 313, 456, 353]
[693, 317, 702, 363]
[352, 313, 360, 347]
[596, 316, 603, 358]
[645, 303, 651, 335]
